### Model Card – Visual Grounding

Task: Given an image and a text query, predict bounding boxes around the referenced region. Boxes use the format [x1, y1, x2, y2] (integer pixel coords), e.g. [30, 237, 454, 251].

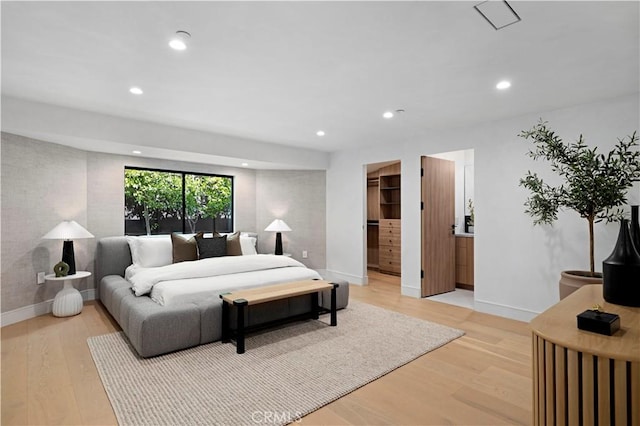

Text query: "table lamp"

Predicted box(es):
[42, 220, 94, 275]
[264, 219, 291, 255]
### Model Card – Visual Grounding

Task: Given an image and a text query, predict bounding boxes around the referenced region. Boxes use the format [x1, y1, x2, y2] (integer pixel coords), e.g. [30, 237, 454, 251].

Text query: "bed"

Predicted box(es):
[95, 234, 349, 358]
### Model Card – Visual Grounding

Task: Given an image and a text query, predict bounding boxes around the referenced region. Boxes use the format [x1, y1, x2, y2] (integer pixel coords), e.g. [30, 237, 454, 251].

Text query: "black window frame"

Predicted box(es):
[124, 166, 234, 235]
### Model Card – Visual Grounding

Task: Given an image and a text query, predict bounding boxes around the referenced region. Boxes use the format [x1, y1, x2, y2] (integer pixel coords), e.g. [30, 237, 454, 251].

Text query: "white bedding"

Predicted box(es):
[126, 254, 322, 306]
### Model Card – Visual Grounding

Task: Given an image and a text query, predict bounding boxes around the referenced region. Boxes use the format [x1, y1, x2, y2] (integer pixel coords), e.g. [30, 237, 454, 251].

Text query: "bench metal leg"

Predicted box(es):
[235, 299, 248, 354]
[311, 292, 319, 319]
[221, 298, 230, 343]
[330, 283, 338, 326]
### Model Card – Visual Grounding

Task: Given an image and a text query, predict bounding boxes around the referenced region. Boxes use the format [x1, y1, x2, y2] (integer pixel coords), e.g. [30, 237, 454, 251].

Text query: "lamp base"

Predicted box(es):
[62, 240, 77, 275]
[275, 232, 283, 255]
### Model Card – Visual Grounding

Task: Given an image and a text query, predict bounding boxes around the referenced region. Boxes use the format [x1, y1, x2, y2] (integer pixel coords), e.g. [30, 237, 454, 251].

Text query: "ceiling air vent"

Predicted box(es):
[474, 0, 521, 31]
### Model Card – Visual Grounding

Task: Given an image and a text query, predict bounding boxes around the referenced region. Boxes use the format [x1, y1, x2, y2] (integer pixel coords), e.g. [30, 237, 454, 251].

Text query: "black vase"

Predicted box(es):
[630, 205, 640, 253]
[602, 219, 640, 307]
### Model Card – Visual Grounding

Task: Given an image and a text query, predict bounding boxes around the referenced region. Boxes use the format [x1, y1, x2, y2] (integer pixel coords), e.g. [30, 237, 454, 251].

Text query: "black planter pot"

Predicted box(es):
[602, 219, 640, 307]
[630, 205, 640, 253]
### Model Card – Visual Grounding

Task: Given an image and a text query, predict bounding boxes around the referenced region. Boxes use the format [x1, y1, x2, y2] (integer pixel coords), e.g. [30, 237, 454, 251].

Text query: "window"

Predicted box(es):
[124, 167, 233, 235]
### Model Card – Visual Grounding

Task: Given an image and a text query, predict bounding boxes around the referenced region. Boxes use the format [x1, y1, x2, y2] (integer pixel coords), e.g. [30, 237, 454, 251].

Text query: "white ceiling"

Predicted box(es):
[2, 1, 639, 154]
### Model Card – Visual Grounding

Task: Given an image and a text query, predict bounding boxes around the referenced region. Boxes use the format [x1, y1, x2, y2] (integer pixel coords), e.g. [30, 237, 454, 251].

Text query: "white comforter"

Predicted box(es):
[127, 255, 323, 306]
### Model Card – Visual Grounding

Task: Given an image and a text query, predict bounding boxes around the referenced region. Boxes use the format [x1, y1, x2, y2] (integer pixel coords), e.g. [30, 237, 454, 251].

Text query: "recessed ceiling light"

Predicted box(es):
[132, 150, 142, 154]
[169, 39, 186, 51]
[316, 130, 325, 137]
[169, 30, 191, 51]
[496, 80, 511, 90]
[383, 111, 394, 119]
[129, 87, 143, 95]
[241, 162, 249, 167]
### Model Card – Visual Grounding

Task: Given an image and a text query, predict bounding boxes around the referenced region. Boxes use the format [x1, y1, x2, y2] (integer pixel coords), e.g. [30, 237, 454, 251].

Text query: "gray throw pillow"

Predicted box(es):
[195, 234, 227, 259]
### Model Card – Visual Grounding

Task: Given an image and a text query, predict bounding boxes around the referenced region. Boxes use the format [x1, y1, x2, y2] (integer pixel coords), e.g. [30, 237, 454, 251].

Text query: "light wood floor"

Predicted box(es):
[2, 271, 532, 425]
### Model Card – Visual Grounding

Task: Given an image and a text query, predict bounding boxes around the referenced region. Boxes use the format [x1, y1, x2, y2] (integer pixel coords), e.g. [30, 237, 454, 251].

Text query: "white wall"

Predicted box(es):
[326, 94, 640, 320]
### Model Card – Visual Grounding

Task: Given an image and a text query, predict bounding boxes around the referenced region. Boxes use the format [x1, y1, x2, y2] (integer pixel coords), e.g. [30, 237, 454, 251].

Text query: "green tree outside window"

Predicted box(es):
[125, 168, 233, 235]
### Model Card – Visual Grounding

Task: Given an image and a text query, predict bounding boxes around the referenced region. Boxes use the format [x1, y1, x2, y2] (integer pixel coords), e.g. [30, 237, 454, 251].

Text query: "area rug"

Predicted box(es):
[88, 301, 464, 426]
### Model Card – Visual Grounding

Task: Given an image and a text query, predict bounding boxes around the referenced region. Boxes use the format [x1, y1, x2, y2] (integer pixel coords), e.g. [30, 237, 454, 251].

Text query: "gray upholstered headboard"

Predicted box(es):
[96, 236, 133, 284]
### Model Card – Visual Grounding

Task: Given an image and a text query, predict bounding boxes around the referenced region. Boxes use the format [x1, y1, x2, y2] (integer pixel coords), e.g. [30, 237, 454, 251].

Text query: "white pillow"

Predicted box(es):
[240, 236, 258, 255]
[126, 235, 173, 267]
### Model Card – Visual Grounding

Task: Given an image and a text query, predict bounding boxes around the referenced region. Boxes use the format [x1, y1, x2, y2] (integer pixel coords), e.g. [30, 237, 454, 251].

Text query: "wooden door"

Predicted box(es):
[421, 156, 455, 297]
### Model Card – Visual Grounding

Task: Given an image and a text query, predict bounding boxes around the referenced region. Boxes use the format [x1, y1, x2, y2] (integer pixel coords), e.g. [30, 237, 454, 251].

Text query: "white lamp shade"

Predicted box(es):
[43, 220, 94, 240]
[264, 219, 291, 232]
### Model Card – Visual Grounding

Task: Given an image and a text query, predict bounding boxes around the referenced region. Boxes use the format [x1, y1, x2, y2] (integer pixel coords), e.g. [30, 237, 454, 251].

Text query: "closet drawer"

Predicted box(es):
[379, 225, 400, 235]
[379, 246, 401, 260]
[378, 223, 401, 245]
[379, 219, 401, 229]
[379, 233, 401, 247]
[379, 257, 401, 274]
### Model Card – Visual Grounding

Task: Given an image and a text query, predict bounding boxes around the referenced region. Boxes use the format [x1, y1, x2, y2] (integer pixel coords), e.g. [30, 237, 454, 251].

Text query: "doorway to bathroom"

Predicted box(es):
[421, 149, 474, 308]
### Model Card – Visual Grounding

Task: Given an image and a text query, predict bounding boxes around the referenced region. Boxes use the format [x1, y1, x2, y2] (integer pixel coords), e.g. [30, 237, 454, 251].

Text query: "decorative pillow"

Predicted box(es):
[171, 233, 202, 263]
[225, 231, 243, 256]
[240, 236, 258, 255]
[126, 235, 173, 267]
[195, 234, 228, 259]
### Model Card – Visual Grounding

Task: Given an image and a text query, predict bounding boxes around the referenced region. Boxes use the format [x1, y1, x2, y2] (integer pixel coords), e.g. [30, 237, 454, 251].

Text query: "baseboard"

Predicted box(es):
[322, 269, 367, 285]
[474, 298, 540, 322]
[401, 286, 422, 298]
[1, 288, 96, 327]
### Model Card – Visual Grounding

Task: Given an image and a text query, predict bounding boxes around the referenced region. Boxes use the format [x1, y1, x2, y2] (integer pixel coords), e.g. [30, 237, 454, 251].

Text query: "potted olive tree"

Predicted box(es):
[519, 121, 640, 298]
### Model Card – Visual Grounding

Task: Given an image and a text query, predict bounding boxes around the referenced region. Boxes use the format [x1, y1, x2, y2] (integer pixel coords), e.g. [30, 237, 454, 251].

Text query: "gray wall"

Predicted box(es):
[256, 170, 326, 270]
[1, 133, 90, 311]
[1, 133, 326, 313]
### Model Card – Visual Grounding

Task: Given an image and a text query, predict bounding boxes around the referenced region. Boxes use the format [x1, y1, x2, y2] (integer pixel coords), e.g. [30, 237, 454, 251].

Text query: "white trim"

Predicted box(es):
[321, 269, 367, 285]
[401, 285, 422, 298]
[1, 289, 96, 327]
[474, 298, 540, 322]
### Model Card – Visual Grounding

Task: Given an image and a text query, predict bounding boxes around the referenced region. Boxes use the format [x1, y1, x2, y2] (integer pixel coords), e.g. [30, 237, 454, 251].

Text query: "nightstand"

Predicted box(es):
[45, 271, 91, 317]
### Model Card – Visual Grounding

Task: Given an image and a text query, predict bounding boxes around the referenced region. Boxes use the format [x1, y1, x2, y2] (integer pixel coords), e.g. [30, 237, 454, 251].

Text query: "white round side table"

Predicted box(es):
[45, 271, 91, 317]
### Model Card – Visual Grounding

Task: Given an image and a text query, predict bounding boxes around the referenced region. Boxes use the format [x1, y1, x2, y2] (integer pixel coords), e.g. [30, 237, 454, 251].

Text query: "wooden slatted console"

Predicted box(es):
[220, 280, 338, 354]
[530, 285, 639, 425]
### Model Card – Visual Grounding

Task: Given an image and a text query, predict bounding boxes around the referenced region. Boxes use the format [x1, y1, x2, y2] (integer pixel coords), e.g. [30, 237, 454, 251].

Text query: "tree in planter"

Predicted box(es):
[519, 120, 640, 277]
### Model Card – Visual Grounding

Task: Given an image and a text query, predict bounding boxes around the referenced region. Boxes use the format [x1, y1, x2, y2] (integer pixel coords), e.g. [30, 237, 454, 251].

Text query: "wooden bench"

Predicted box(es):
[220, 280, 338, 354]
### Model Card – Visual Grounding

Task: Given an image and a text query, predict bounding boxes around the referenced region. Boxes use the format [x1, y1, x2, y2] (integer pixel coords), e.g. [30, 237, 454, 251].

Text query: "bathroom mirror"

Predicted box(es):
[464, 165, 474, 233]
[464, 165, 474, 214]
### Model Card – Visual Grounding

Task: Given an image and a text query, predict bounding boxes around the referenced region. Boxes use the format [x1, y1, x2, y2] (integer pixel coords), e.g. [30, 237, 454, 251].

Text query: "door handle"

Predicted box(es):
[451, 224, 455, 235]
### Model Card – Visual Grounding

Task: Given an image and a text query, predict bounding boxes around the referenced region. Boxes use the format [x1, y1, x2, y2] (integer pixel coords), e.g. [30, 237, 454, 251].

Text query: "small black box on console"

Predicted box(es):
[577, 310, 620, 336]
